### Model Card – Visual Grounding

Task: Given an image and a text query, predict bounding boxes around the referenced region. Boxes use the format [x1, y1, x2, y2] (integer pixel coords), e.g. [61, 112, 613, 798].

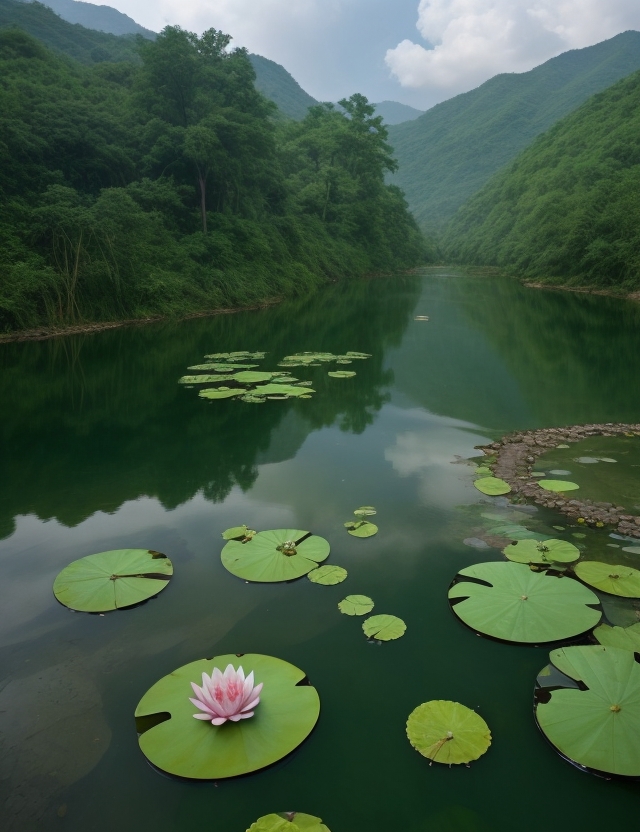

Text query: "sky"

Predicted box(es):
[87, 0, 640, 110]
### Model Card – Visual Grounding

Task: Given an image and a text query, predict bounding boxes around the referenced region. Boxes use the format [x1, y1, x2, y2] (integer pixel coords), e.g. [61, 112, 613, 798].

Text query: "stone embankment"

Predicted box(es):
[476, 423, 640, 538]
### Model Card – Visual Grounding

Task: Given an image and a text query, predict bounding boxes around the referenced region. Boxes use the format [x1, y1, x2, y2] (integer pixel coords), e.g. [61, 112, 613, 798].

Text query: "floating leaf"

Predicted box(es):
[448, 562, 601, 643]
[475, 466, 492, 475]
[345, 351, 371, 358]
[406, 701, 491, 765]
[463, 538, 490, 549]
[531, 472, 546, 477]
[556, 444, 570, 449]
[338, 595, 374, 616]
[241, 395, 267, 403]
[179, 374, 236, 384]
[222, 525, 252, 541]
[249, 384, 314, 398]
[598, 457, 617, 463]
[575, 457, 599, 464]
[593, 622, 640, 651]
[536, 645, 640, 776]
[307, 565, 347, 585]
[549, 470, 572, 476]
[204, 352, 265, 361]
[353, 506, 377, 516]
[336, 359, 352, 364]
[362, 614, 406, 641]
[53, 549, 172, 612]
[221, 529, 329, 582]
[473, 477, 511, 496]
[327, 371, 356, 379]
[247, 813, 330, 832]
[229, 371, 276, 384]
[503, 538, 580, 565]
[553, 526, 565, 531]
[188, 363, 258, 371]
[572, 532, 586, 539]
[622, 546, 640, 554]
[345, 520, 378, 538]
[135, 654, 319, 779]
[574, 561, 640, 597]
[199, 388, 245, 400]
[539, 480, 580, 492]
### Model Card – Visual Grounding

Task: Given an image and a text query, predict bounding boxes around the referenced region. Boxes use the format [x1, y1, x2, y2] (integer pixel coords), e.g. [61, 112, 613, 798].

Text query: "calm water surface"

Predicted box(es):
[1, 270, 640, 831]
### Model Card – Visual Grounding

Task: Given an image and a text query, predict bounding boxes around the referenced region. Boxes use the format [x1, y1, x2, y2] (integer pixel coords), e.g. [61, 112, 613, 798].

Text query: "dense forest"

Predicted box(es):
[443, 69, 640, 290]
[388, 30, 640, 232]
[0, 21, 425, 332]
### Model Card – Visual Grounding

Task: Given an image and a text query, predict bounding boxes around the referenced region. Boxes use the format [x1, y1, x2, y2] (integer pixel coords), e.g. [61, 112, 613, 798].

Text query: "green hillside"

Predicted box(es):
[0, 0, 141, 61]
[388, 31, 640, 232]
[443, 70, 640, 290]
[248, 53, 317, 120]
[20, 0, 154, 37]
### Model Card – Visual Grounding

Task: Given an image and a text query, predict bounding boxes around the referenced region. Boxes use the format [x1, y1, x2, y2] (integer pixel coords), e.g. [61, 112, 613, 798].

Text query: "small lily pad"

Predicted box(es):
[188, 363, 258, 371]
[179, 375, 236, 384]
[531, 472, 546, 477]
[473, 477, 511, 496]
[250, 384, 314, 398]
[556, 444, 570, 449]
[353, 506, 377, 516]
[407, 700, 491, 765]
[327, 371, 356, 378]
[475, 466, 492, 475]
[199, 388, 245, 400]
[575, 457, 599, 464]
[135, 654, 320, 779]
[572, 532, 587, 539]
[222, 529, 329, 582]
[622, 546, 640, 554]
[248, 813, 330, 832]
[345, 520, 378, 538]
[448, 561, 601, 643]
[574, 561, 640, 597]
[463, 538, 490, 549]
[53, 549, 173, 612]
[549, 470, 572, 476]
[593, 622, 640, 651]
[598, 458, 617, 463]
[307, 565, 347, 585]
[536, 645, 640, 776]
[362, 614, 406, 641]
[345, 351, 371, 358]
[232, 371, 277, 384]
[503, 538, 580, 565]
[539, 480, 580, 492]
[222, 525, 254, 541]
[338, 595, 374, 616]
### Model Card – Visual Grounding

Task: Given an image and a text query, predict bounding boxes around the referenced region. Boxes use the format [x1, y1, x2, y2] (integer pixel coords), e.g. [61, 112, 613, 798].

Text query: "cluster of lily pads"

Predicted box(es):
[247, 812, 330, 831]
[456, 457, 640, 777]
[179, 349, 372, 403]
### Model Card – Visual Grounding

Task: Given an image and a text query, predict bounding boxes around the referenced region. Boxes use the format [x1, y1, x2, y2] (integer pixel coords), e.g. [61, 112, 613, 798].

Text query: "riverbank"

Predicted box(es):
[476, 423, 640, 538]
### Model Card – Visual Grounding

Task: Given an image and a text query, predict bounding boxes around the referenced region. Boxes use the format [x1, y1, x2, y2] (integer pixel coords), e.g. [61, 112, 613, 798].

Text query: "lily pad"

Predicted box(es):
[406, 700, 491, 765]
[536, 645, 640, 776]
[448, 562, 601, 643]
[135, 654, 320, 779]
[598, 458, 617, 463]
[622, 546, 640, 554]
[199, 388, 245, 400]
[222, 525, 255, 541]
[593, 622, 640, 651]
[179, 375, 236, 384]
[327, 371, 356, 378]
[338, 595, 374, 616]
[475, 467, 492, 475]
[557, 444, 570, 449]
[574, 561, 640, 597]
[221, 529, 329, 582]
[503, 538, 580, 565]
[188, 363, 258, 371]
[575, 456, 599, 464]
[473, 477, 511, 496]
[249, 384, 314, 398]
[345, 351, 371, 358]
[204, 352, 265, 361]
[231, 371, 276, 384]
[539, 480, 580, 492]
[53, 549, 172, 612]
[307, 565, 347, 585]
[549, 470, 572, 476]
[362, 614, 406, 641]
[463, 538, 490, 549]
[353, 506, 377, 516]
[344, 520, 378, 538]
[247, 813, 330, 832]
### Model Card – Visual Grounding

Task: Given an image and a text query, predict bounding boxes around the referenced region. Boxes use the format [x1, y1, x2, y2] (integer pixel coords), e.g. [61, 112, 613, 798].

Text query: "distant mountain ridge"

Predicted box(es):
[20, 0, 154, 37]
[388, 30, 640, 231]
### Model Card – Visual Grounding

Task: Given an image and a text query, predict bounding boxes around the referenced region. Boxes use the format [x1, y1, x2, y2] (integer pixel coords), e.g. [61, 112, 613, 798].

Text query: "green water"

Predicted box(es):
[1, 271, 640, 831]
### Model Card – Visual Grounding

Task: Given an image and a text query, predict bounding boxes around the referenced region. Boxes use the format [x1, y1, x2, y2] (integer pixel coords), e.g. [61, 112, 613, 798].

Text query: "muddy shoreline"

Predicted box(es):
[476, 423, 640, 538]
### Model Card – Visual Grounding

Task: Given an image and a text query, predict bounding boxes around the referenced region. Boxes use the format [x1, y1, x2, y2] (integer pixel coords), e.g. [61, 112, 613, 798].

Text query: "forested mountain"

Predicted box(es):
[248, 53, 317, 120]
[443, 70, 640, 290]
[0, 26, 424, 332]
[0, 0, 142, 61]
[373, 101, 423, 125]
[388, 31, 640, 232]
[19, 0, 154, 37]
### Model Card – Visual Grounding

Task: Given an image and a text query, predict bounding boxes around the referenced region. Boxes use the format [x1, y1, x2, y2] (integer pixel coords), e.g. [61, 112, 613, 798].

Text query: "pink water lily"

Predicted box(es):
[190, 664, 263, 725]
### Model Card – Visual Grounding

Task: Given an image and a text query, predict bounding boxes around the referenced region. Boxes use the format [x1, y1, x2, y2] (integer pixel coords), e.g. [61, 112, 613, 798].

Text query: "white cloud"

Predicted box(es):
[386, 1, 640, 93]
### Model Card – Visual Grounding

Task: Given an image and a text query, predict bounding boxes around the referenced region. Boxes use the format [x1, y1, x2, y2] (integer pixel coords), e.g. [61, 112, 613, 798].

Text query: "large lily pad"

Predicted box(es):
[503, 538, 580, 565]
[135, 654, 320, 779]
[250, 384, 314, 398]
[473, 477, 511, 496]
[247, 813, 330, 832]
[53, 549, 172, 612]
[536, 645, 640, 776]
[448, 562, 601, 643]
[406, 701, 491, 765]
[338, 595, 374, 616]
[539, 480, 580, 492]
[574, 561, 640, 597]
[362, 614, 406, 641]
[327, 371, 355, 379]
[593, 623, 640, 651]
[221, 529, 330, 582]
[232, 371, 277, 384]
[307, 565, 347, 585]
